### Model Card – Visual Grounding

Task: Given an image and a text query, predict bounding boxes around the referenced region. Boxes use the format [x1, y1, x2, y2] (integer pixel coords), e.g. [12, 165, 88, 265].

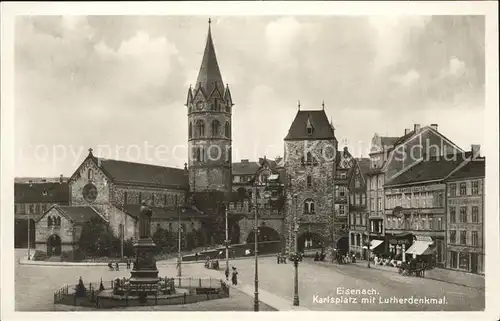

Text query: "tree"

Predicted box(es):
[79, 217, 120, 257]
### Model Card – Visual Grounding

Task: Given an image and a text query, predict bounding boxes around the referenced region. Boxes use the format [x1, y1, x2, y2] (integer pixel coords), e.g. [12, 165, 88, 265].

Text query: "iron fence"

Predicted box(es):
[53, 277, 229, 308]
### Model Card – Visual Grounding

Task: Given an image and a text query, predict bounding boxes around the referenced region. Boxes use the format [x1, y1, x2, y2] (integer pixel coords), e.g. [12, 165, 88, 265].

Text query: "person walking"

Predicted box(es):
[231, 267, 238, 286]
[115, 261, 119, 271]
[225, 267, 230, 281]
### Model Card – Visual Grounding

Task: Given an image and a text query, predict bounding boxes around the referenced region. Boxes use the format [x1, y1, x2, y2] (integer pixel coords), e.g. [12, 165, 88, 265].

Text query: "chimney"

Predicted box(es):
[430, 124, 438, 131]
[59, 174, 63, 183]
[184, 162, 188, 171]
[471, 144, 481, 158]
[404, 128, 411, 135]
[414, 124, 421, 132]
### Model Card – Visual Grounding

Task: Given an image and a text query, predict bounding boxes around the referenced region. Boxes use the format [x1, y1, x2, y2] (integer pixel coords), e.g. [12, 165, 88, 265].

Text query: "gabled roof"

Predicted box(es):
[15, 182, 69, 203]
[381, 136, 400, 148]
[284, 110, 335, 141]
[447, 159, 485, 180]
[37, 205, 104, 225]
[195, 21, 224, 98]
[123, 204, 206, 220]
[232, 160, 260, 175]
[97, 158, 189, 189]
[357, 158, 371, 176]
[69, 150, 189, 189]
[386, 152, 473, 187]
[15, 177, 68, 184]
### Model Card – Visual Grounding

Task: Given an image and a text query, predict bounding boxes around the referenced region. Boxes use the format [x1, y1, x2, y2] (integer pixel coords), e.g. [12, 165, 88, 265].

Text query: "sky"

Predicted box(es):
[14, 15, 485, 177]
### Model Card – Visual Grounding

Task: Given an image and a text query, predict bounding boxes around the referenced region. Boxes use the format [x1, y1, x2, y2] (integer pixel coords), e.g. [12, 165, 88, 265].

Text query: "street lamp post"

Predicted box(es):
[225, 204, 230, 279]
[27, 208, 31, 260]
[293, 194, 299, 306]
[367, 221, 371, 268]
[253, 183, 259, 312]
[176, 195, 182, 277]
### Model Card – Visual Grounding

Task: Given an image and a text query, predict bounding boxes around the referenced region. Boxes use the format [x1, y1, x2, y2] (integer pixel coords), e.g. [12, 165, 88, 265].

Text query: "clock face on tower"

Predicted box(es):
[82, 183, 98, 203]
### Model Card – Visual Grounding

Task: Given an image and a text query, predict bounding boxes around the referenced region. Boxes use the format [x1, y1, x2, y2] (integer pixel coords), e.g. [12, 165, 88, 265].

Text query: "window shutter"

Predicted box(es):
[478, 179, 483, 195]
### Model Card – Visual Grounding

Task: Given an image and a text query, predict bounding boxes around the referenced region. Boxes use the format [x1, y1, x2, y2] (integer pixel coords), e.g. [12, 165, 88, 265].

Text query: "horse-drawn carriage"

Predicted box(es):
[398, 261, 426, 277]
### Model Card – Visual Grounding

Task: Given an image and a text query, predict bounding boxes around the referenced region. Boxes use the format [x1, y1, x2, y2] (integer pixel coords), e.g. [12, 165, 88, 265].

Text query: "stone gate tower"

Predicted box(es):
[186, 19, 233, 193]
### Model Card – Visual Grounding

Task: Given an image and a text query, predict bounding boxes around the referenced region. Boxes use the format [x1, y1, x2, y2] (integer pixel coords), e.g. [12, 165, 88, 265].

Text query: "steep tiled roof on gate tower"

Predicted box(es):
[285, 110, 336, 140]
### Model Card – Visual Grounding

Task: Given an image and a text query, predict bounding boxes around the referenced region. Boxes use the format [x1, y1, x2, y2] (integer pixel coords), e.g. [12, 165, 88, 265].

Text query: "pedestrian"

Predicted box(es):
[115, 261, 119, 271]
[195, 252, 199, 262]
[231, 266, 238, 285]
[225, 267, 230, 281]
[108, 262, 113, 271]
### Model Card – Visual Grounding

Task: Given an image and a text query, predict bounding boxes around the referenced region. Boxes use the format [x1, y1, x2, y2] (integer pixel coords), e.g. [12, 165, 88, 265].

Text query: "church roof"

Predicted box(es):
[195, 20, 224, 97]
[15, 182, 69, 204]
[37, 205, 104, 225]
[285, 110, 335, 141]
[123, 204, 206, 220]
[97, 158, 189, 189]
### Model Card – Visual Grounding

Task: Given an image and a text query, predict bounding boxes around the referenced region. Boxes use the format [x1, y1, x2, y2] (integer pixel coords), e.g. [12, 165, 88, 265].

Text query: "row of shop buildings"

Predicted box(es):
[348, 124, 485, 275]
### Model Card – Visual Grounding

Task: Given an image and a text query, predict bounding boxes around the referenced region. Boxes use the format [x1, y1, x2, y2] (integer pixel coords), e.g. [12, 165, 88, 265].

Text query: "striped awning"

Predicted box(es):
[405, 241, 433, 255]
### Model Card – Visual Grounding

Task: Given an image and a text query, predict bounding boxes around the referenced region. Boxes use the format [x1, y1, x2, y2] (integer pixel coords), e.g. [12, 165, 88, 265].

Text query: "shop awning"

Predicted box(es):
[405, 241, 433, 255]
[362, 239, 383, 249]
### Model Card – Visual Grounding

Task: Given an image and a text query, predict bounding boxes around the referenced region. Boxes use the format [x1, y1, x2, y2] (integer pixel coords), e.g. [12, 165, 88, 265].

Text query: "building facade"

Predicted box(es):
[384, 149, 478, 267]
[14, 178, 69, 248]
[366, 123, 463, 255]
[348, 158, 370, 257]
[283, 108, 337, 254]
[445, 149, 484, 274]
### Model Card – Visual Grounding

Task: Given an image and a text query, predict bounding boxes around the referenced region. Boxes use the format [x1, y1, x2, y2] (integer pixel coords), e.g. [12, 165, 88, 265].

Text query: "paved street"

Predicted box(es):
[14, 250, 484, 311]
[211, 256, 484, 311]
[14, 250, 274, 311]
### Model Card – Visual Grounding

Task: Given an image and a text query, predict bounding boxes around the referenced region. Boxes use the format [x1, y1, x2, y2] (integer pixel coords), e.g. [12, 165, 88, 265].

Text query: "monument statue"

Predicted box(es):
[139, 200, 153, 239]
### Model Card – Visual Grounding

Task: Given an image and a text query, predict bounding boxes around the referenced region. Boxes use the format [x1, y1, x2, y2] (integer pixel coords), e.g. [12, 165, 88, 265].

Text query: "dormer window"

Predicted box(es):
[306, 117, 314, 135]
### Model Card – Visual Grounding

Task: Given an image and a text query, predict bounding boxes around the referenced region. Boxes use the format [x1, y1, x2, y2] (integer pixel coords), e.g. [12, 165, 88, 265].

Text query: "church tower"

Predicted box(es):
[186, 19, 233, 193]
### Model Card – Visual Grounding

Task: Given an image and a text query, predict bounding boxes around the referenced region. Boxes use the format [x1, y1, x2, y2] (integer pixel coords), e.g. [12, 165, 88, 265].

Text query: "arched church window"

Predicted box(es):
[212, 120, 220, 137]
[306, 152, 313, 165]
[225, 122, 230, 138]
[196, 148, 201, 162]
[189, 122, 192, 138]
[307, 175, 312, 187]
[196, 120, 205, 137]
[304, 199, 315, 214]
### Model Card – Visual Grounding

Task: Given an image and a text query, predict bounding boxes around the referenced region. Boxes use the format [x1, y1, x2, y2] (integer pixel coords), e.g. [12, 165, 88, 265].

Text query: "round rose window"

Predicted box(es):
[82, 183, 98, 203]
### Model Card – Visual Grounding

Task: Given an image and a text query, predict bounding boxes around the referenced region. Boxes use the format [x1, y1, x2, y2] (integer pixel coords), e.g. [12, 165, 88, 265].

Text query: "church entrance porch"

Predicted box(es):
[47, 234, 62, 257]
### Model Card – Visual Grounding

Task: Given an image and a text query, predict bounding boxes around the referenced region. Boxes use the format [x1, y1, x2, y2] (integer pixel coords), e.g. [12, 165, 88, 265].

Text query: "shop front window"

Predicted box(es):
[459, 252, 469, 270]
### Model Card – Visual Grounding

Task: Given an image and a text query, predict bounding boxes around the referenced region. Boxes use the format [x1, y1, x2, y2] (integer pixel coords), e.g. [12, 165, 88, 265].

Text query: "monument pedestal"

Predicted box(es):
[129, 237, 159, 296]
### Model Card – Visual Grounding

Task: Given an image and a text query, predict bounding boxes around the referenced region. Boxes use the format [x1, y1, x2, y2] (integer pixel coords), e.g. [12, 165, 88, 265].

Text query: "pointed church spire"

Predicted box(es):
[195, 18, 224, 96]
